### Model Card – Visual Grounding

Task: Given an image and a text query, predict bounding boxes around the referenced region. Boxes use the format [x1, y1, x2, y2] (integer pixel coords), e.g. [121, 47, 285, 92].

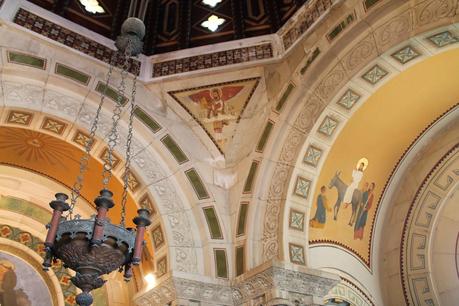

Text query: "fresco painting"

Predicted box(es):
[309, 158, 376, 263]
[168, 78, 260, 154]
[0, 252, 52, 306]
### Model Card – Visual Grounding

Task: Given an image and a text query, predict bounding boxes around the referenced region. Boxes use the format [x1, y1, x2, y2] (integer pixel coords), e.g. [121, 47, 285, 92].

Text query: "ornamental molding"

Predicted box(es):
[260, 0, 459, 266]
[135, 261, 339, 306]
[0, 102, 200, 274]
[0, 0, 339, 80]
[401, 144, 459, 305]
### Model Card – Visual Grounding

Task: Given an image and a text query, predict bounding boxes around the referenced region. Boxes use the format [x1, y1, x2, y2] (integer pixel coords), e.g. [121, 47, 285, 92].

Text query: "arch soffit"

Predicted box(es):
[0, 59, 214, 276]
[400, 145, 459, 305]
[248, 0, 459, 269]
[374, 112, 459, 305]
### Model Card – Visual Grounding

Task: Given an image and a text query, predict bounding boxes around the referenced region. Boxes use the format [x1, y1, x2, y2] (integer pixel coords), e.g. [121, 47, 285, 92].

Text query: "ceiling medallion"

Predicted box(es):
[79, 0, 105, 14]
[201, 14, 226, 32]
[202, 0, 223, 8]
[42, 18, 150, 306]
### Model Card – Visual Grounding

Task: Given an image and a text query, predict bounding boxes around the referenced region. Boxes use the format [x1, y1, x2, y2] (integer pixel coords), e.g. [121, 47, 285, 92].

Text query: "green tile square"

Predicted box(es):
[185, 168, 210, 200]
[391, 46, 420, 65]
[337, 89, 360, 110]
[236, 203, 249, 236]
[275, 83, 295, 112]
[428, 31, 458, 48]
[134, 107, 161, 133]
[303, 145, 323, 167]
[289, 209, 305, 231]
[256, 120, 274, 152]
[289, 243, 305, 265]
[214, 249, 228, 279]
[7, 51, 46, 69]
[203, 207, 223, 239]
[95, 81, 128, 106]
[300, 48, 320, 75]
[362, 65, 388, 85]
[55, 63, 91, 85]
[161, 135, 189, 164]
[243, 161, 259, 193]
[236, 246, 244, 276]
[327, 13, 354, 41]
[294, 176, 311, 199]
[318, 116, 339, 136]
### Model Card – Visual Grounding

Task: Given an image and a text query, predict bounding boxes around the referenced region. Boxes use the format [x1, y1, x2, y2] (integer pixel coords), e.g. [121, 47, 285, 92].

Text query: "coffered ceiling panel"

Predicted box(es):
[27, 0, 308, 55]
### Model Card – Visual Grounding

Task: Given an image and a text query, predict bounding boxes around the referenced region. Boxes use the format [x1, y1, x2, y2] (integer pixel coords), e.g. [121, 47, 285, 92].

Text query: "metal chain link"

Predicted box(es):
[120, 66, 138, 227]
[102, 43, 133, 189]
[68, 55, 116, 217]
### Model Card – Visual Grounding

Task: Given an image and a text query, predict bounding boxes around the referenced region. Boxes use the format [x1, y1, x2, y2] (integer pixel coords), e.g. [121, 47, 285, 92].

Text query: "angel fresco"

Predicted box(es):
[328, 158, 368, 226]
[188, 85, 244, 147]
[188, 86, 244, 119]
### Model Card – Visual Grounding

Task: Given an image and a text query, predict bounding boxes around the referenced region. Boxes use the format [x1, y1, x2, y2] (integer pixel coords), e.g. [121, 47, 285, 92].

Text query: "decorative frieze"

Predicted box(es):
[281, 0, 334, 50]
[13, 9, 140, 75]
[152, 44, 273, 78]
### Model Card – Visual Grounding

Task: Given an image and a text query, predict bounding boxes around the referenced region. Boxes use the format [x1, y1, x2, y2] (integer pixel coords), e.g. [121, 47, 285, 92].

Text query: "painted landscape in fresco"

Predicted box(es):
[0, 252, 52, 306]
[309, 158, 377, 264]
[168, 78, 259, 154]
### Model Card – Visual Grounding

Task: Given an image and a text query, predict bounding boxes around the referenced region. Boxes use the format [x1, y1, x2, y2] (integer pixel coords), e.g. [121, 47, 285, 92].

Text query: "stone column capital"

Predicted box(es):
[135, 260, 339, 306]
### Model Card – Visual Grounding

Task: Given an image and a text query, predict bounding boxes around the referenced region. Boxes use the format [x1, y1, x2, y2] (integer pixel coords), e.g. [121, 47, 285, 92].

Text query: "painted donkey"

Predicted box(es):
[328, 171, 362, 226]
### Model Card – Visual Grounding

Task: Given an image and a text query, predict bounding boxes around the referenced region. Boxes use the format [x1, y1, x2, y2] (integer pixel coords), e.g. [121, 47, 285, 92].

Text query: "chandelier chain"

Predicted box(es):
[102, 45, 132, 189]
[120, 66, 138, 227]
[68, 56, 116, 216]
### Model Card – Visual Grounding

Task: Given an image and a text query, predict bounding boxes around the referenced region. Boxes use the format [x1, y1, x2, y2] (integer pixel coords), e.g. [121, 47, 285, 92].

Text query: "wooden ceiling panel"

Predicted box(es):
[26, 0, 308, 55]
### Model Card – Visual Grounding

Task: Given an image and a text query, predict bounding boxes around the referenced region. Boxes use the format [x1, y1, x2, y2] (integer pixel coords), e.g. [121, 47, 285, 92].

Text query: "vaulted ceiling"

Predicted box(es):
[1, 0, 459, 305]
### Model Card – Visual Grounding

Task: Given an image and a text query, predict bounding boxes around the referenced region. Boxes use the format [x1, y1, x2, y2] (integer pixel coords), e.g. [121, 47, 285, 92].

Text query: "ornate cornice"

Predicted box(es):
[0, 0, 339, 79]
[13, 8, 140, 75]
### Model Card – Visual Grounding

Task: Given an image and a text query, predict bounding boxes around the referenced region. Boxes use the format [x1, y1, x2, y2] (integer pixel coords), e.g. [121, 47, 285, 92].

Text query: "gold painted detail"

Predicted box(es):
[41, 117, 67, 135]
[6, 110, 33, 126]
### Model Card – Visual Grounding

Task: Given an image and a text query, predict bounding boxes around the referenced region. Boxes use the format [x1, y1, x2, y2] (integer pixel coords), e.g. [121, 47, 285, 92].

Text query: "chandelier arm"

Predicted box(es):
[120, 66, 138, 227]
[68, 55, 116, 216]
[102, 43, 133, 189]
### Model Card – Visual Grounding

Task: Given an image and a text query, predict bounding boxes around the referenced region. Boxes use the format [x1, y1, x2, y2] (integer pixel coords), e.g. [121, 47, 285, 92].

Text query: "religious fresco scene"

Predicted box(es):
[168, 78, 260, 153]
[308, 48, 459, 266]
[0, 252, 52, 306]
[0, 0, 458, 306]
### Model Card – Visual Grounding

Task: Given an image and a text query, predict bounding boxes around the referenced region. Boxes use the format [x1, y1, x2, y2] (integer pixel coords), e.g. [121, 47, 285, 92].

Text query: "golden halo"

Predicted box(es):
[0, 259, 15, 270]
[356, 158, 369, 171]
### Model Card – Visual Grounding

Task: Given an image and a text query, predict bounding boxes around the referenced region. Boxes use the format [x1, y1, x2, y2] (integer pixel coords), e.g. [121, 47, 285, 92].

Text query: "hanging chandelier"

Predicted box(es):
[42, 18, 151, 306]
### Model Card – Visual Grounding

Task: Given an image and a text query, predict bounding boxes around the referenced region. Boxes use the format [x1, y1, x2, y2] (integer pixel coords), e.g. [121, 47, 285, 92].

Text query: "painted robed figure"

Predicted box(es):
[310, 185, 332, 228]
[354, 182, 375, 240]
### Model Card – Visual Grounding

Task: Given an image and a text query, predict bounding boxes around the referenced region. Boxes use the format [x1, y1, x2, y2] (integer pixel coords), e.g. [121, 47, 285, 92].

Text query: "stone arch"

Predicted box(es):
[0, 17, 235, 279]
[324, 277, 374, 306]
[0, 61, 212, 278]
[377, 107, 459, 305]
[401, 145, 459, 305]
[251, 0, 459, 272]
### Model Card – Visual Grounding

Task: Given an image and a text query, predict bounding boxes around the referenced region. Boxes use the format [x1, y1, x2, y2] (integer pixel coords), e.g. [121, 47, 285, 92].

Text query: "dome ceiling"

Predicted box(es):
[27, 0, 308, 55]
[0, 126, 138, 226]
